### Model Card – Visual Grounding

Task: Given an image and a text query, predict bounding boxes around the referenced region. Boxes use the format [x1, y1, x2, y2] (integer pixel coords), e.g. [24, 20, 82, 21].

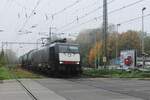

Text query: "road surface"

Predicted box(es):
[36, 78, 150, 100]
[1, 78, 150, 100]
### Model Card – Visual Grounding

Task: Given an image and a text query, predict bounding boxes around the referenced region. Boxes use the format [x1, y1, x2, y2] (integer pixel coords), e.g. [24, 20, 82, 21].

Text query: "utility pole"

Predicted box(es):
[116, 24, 121, 64]
[95, 33, 97, 68]
[142, 7, 146, 67]
[103, 0, 108, 68]
[49, 27, 56, 43]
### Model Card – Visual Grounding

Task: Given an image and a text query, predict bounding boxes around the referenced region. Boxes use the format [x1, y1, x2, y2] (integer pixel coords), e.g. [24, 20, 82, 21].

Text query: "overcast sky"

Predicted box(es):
[0, 0, 150, 56]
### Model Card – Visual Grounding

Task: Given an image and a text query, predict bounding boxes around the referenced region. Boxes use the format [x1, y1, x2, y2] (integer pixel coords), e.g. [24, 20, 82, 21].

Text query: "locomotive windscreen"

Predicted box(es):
[59, 45, 79, 53]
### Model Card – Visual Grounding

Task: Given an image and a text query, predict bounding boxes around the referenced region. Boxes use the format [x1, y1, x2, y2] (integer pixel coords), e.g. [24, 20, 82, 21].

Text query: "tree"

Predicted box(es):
[0, 50, 6, 66]
[0, 49, 18, 66]
[118, 30, 141, 56]
[76, 28, 103, 67]
[107, 33, 117, 59]
[76, 25, 143, 67]
[76, 25, 116, 67]
[5, 49, 18, 64]
[88, 42, 102, 67]
[144, 36, 150, 55]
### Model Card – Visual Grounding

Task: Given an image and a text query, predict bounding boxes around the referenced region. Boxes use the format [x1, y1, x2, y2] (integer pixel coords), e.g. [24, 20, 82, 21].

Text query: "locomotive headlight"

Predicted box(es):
[60, 61, 63, 64]
[77, 62, 80, 64]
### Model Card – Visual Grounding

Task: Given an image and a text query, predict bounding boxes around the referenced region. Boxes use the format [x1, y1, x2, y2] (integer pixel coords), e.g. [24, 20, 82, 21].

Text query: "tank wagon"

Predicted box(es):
[19, 39, 82, 76]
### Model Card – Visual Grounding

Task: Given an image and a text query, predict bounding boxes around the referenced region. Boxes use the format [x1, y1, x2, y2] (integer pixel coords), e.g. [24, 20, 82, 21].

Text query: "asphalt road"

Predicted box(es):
[1, 78, 150, 100]
[0, 79, 66, 100]
[35, 78, 150, 100]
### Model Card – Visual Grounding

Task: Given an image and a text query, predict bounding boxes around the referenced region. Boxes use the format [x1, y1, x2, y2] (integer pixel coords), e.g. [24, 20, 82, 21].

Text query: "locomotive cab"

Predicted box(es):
[58, 44, 80, 65]
[49, 43, 81, 75]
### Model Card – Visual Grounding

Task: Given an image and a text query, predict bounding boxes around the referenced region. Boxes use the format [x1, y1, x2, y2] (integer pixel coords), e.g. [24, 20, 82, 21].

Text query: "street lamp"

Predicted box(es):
[142, 7, 146, 67]
[116, 24, 121, 64]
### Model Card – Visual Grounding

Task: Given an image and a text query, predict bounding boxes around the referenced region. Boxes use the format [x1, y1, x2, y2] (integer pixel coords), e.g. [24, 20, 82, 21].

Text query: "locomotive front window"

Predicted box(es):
[68, 46, 78, 52]
[59, 45, 79, 53]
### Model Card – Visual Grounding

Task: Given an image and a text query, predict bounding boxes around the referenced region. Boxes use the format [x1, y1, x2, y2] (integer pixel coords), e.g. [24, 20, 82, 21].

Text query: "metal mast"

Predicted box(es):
[103, 0, 108, 68]
[142, 7, 146, 67]
[49, 27, 56, 43]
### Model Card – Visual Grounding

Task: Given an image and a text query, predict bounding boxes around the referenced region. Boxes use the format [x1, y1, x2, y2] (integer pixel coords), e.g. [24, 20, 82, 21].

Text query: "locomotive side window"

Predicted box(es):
[49, 47, 55, 61]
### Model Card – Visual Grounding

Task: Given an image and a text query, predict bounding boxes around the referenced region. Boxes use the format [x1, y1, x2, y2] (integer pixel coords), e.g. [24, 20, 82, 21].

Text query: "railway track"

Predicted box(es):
[15, 79, 38, 100]
[7, 67, 38, 100]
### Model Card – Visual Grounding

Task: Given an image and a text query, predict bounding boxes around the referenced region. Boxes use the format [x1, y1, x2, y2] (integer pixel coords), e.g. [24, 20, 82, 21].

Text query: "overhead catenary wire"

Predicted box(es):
[119, 13, 150, 25]
[19, 0, 42, 32]
[108, 0, 146, 14]
[51, 0, 83, 19]
[63, 13, 150, 34]
[13, 0, 47, 19]
[70, 0, 100, 15]
[13, 1, 49, 36]
[15, 0, 147, 37]
[57, 0, 115, 31]
[58, 0, 146, 32]
[15, 0, 83, 36]
[16, 0, 82, 35]
[15, 0, 112, 35]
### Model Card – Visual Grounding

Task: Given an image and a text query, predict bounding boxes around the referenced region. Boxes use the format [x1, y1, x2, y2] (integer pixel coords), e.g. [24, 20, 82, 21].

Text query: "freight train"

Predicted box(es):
[19, 39, 82, 76]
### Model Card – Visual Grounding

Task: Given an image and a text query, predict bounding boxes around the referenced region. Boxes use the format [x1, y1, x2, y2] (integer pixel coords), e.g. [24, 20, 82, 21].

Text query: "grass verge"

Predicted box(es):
[0, 66, 44, 80]
[83, 68, 150, 78]
[10, 67, 44, 79]
[0, 66, 11, 80]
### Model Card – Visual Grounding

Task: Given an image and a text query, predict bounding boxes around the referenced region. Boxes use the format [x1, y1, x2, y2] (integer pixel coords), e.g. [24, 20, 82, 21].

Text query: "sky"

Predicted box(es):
[0, 0, 150, 56]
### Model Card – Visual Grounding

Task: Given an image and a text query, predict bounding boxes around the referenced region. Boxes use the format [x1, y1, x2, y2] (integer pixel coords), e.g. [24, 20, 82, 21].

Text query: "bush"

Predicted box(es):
[141, 73, 150, 77]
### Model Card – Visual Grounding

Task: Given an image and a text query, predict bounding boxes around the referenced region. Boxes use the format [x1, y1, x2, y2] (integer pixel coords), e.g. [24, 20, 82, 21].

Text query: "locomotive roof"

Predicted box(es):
[36, 42, 79, 51]
[50, 42, 79, 47]
[20, 42, 80, 57]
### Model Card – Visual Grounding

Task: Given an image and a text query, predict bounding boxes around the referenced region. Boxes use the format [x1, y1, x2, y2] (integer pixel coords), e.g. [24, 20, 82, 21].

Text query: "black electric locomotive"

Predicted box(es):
[20, 39, 82, 76]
